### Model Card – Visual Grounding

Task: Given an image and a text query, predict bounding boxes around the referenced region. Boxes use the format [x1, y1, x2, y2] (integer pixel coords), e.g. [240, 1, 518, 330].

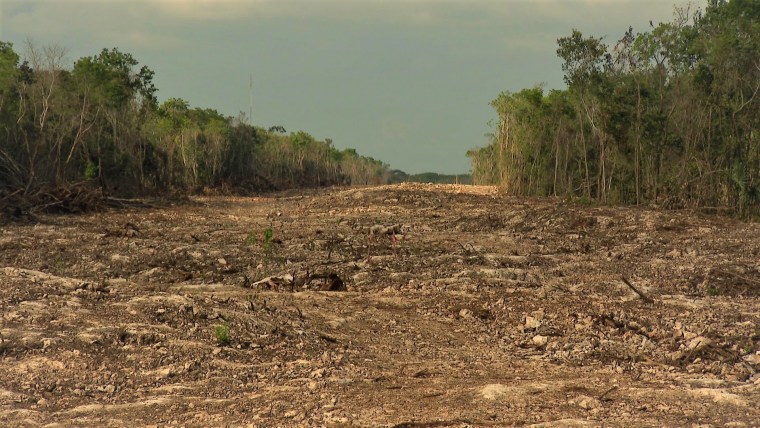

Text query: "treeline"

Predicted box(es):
[388, 170, 472, 185]
[469, 0, 759, 216]
[0, 42, 390, 211]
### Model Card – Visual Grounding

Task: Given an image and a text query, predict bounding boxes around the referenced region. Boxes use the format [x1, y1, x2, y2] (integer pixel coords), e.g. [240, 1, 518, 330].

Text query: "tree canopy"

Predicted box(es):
[469, 0, 760, 216]
[0, 43, 391, 212]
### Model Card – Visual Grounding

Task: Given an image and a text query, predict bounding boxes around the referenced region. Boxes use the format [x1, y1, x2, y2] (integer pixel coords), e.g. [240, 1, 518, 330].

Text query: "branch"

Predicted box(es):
[622, 276, 653, 303]
[735, 82, 760, 114]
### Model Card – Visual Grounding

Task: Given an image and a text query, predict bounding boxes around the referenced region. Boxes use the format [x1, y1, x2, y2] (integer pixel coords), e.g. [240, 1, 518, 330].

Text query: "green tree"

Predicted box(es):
[469, 0, 760, 217]
[73, 48, 156, 109]
[557, 29, 613, 200]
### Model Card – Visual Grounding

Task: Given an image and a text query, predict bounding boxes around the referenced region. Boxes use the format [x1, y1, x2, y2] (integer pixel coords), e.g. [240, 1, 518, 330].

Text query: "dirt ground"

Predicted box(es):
[1, 183, 759, 427]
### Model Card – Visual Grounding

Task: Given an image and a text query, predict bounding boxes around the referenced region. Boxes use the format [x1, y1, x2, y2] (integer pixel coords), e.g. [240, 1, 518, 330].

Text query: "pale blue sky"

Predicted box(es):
[1, 0, 688, 174]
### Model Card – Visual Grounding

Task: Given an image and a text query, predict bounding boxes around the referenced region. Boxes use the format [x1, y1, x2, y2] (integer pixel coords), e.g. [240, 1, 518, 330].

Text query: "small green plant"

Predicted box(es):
[263, 226, 273, 252]
[247, 226, 278, 271]
[743, 343, 755, 355]
[246, 227, 274, 255]
[52, 256, 66, 274]
[84, 161, 98, 180]
[214, 323, 230, 345]
[705, 283, 720, 296]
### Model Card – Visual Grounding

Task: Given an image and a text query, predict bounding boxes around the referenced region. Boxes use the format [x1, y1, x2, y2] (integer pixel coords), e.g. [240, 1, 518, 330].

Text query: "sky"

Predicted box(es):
[0, 0, 687, 174]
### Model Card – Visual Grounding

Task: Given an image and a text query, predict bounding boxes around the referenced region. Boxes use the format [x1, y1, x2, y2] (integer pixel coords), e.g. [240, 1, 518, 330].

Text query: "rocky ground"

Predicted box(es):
[1, 183, 759, 427]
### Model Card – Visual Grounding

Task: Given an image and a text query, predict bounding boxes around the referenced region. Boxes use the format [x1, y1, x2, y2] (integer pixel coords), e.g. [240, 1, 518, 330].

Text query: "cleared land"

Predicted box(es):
[1, 184, 759, 427]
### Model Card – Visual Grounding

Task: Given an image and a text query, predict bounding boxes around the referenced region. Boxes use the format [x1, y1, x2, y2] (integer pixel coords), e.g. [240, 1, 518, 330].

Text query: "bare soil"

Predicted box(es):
[1, 183, 759, 427]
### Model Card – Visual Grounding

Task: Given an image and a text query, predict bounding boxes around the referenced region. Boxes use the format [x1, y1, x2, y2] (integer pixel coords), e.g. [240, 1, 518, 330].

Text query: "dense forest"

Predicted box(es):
[469, 0, 759, 216]
[0, 41, 391, 212]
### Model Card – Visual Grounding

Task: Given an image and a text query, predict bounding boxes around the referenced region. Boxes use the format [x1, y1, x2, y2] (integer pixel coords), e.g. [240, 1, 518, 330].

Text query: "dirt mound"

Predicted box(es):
[1, 183, 758, 426]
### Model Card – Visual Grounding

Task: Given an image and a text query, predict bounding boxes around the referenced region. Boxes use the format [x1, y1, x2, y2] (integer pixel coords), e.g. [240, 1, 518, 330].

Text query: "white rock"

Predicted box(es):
[109, 254, 130, 263]
[743, 353, 760, 365]
[327, 318, 347, 329]
[576, 395, 601, 410]
[480, 384, 513, 400]
[352, 272, 370, 283]
[688, 336, 712, 351]
[524, 315, 542, 330]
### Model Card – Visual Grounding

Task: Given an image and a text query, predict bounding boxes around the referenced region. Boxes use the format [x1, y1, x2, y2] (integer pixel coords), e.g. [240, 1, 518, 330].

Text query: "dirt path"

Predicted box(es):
[1, 184, 759, 427]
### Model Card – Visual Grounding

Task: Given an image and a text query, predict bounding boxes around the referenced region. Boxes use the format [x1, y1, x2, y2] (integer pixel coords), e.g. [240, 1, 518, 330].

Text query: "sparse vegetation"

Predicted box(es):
[1, 184, 759, 425]
[263, 226, 274, 256]
[214, 322, 230, 345]
[244, 231, 257, 246]
[706, 283, 721, 296]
